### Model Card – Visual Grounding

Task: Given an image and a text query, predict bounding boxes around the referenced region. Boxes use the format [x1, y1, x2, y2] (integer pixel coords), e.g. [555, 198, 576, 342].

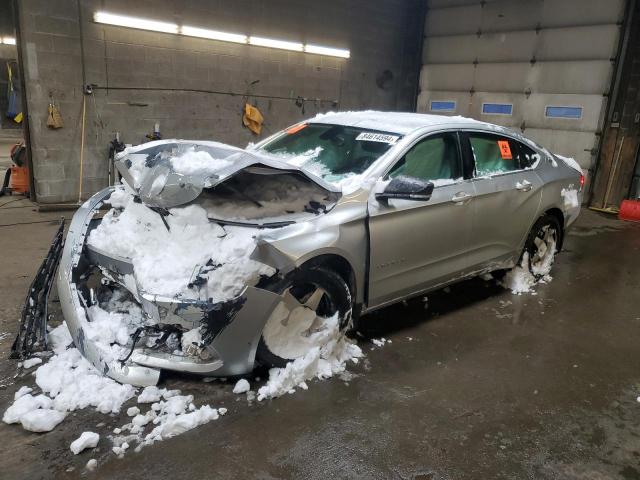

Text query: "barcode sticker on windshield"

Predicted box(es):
[356, 132, 399, 144]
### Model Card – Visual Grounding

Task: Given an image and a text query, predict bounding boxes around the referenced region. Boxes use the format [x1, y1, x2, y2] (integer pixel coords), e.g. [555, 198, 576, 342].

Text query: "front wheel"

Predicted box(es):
[522, 214, 562, 279]
[257, 266, 353, 368]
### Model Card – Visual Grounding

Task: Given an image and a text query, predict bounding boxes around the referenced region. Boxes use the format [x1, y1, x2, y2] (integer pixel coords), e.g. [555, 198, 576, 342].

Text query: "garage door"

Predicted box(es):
[417, 0, 626, 188]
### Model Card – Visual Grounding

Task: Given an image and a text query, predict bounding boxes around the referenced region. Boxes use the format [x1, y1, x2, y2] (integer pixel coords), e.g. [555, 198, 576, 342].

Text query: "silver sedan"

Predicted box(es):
[57, 112, 582, 386]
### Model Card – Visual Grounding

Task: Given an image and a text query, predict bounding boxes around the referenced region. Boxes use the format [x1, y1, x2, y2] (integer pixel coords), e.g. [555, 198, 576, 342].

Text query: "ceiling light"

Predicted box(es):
[94, 11, 178, 34]
[2, 37, 16, 45]
[91, 11, 350, 59]
[304, 44, 350, 58]
[181, 26, 247, 44]
[249, 36, 303, 52]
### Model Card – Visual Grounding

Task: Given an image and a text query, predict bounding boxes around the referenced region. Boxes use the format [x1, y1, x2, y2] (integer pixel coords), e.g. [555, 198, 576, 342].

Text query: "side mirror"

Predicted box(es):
[375, 176, 435, 202]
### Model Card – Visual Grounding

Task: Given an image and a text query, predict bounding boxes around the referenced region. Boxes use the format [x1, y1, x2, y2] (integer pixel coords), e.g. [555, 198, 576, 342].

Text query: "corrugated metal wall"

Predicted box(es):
[417, 0, 627, 187]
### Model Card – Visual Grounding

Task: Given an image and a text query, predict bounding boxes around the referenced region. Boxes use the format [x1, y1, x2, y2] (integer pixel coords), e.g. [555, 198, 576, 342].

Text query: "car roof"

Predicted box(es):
[307, 110, 485, 135]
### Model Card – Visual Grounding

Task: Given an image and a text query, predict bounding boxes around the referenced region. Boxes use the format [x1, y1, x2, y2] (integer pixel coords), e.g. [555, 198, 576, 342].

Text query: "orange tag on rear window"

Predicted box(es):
[498, 140, 512, 159]
[286, 123, 307, 134]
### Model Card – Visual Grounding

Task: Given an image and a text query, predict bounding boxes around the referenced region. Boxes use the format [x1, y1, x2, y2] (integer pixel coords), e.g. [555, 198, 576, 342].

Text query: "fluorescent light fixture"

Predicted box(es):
[249, 36, 303, 52]
[304, 44, 350, 58]
[94, 11, 178, 34]
[181, 26, 247, 44]
[91, 11, 351, 59]
[1, 37, 16, 45]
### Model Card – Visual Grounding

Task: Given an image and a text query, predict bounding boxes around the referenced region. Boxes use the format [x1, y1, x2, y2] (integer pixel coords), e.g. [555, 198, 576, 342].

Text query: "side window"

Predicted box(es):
[387, 132, 462, 183]
[515, 142, 540, 169]
[469, 134, 519, 176]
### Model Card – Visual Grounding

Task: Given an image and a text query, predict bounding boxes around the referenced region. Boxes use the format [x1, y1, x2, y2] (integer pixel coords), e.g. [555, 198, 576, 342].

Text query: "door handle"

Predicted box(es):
[516, 180, 533, 192]
[451, 192, 472, 204]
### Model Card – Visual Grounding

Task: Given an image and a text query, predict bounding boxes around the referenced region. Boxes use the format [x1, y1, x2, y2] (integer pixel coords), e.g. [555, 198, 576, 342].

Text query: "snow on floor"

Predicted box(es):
[256, 313, 363, 401]
[111, 390, 226, 454]
[233, 379, 250, 394]
[371, 338, 392, 348]
[70, 432, 100, 455]
[2, 287, 227, 452]
[4, 300, 364, 459]
[22, 357, 42, 369]
[87, 186, 274, 301]
[4, 319, 227, 452]
[499, 252, 554, 295]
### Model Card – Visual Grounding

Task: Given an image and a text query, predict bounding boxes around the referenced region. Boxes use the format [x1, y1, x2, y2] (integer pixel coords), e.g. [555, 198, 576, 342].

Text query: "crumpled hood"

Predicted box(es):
[115, 139, 340, 208]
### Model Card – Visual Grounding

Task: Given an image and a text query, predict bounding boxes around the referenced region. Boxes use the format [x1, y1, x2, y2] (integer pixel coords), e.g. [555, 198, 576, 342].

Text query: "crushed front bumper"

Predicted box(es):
[56, 188, 282, 387]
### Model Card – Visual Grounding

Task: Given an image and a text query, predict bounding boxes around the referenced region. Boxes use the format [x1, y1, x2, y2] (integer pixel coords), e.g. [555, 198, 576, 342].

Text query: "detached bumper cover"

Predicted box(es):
[56, 188, 281, 387]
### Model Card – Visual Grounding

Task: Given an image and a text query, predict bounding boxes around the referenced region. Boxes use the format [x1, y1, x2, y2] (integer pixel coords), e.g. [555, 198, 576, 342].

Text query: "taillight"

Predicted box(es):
[579, 174, 585, 191]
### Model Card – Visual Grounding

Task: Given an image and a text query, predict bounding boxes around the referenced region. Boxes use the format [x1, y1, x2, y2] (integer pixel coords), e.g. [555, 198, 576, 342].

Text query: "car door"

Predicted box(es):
[367, 131, 476, 309]
[461, 131, 543, 269]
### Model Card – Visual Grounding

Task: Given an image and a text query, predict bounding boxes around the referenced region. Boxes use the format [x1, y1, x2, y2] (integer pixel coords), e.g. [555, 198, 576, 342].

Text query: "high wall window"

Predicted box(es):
[545, 106, 583, 119]
[430, 100, 456, 112]
[482, 103, 513, 115]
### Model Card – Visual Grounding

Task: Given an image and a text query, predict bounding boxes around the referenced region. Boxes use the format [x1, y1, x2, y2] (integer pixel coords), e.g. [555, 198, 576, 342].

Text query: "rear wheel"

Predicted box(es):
[257, 266, 353, 368]
[522, 214, 562, 278]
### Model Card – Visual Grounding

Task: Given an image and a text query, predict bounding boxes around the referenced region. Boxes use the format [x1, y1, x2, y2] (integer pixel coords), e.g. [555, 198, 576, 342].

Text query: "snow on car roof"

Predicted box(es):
[308, 110, 482, 135]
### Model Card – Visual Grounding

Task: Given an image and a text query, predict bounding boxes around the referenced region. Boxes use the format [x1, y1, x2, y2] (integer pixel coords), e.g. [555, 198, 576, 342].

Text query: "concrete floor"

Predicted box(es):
[0, 202, 639, 480]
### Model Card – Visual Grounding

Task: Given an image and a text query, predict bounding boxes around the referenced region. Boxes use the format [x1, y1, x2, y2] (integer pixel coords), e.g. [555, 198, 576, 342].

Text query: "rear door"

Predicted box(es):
[461, 131, 543, 269]
[367, 131, 475, 308]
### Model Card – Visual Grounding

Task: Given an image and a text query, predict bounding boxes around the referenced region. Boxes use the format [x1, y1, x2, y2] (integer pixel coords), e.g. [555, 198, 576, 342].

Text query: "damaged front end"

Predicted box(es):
[56, 140, 343, 387]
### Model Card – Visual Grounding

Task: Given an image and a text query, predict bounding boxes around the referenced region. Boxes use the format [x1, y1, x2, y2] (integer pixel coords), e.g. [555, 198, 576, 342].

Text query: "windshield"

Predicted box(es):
[259, 123, 401, 182]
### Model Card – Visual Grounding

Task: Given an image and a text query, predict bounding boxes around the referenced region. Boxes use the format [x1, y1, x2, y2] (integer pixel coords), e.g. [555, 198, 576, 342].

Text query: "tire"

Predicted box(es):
[256, 266, 353, 368]
[521, 214, 562, 279]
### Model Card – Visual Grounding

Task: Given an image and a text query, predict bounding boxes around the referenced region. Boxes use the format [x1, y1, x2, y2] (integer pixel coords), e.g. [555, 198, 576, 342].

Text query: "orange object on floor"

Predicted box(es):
[618, 199, 640, 222]
[9, 165, 29, 195]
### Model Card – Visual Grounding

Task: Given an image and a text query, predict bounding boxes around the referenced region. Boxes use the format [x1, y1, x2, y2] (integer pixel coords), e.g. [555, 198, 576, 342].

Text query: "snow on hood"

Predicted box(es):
[115, 140, 340, 209]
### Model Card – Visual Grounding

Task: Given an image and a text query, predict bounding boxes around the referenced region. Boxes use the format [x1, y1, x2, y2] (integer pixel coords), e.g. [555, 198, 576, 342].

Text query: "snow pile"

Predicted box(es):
[499, 250, 554, 295]
[34, 339, 137, 414]
[22, 357, 42, 369]
[257, 314, 363, 401]
[4, 320, 228, 454]
[111, 389, 225, 453]
[137, 386, 171, 404]
[87, 186, 274, 300]
[2, 299, 141, 433]
[232, 379, 250, 394]
[168, 148, 234, 176]
[14, 386, 33, 399]
[70, 432, 100, 454]
[117, 140, 241, 189]
[372, 338, 392, 348]
[20, 409, 66, 433]
[126, 406, 140, 417]
[561, 187, 579, 209]
[499, 253, 536, 294]
[3, 393, 65, 432]
[555, 154, 583, 174]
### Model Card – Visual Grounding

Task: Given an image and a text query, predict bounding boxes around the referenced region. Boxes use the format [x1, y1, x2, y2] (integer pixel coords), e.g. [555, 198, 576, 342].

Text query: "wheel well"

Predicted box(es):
[302, 254, 356, 299]
[544, 208, 565, 249]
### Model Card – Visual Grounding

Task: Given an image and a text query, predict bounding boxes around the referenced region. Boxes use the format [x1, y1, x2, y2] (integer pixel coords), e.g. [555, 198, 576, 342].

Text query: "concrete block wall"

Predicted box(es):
[17, 0, 423, 203]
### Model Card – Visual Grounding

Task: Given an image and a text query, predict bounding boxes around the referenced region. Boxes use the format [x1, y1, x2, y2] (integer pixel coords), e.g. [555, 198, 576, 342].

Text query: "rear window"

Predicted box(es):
[515, 142, 540, 169]
[469, 133, 519, 176]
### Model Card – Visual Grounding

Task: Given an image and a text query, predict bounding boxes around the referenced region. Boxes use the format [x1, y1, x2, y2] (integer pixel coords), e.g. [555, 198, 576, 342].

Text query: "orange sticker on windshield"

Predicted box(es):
[498, 140, 512, 159]
[286, 123, 307, 134]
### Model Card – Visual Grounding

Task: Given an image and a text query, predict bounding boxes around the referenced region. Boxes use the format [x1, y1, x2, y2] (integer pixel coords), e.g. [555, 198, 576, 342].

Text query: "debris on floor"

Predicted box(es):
[70, 432, 100, 455]
[233, 379, 250, 394]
